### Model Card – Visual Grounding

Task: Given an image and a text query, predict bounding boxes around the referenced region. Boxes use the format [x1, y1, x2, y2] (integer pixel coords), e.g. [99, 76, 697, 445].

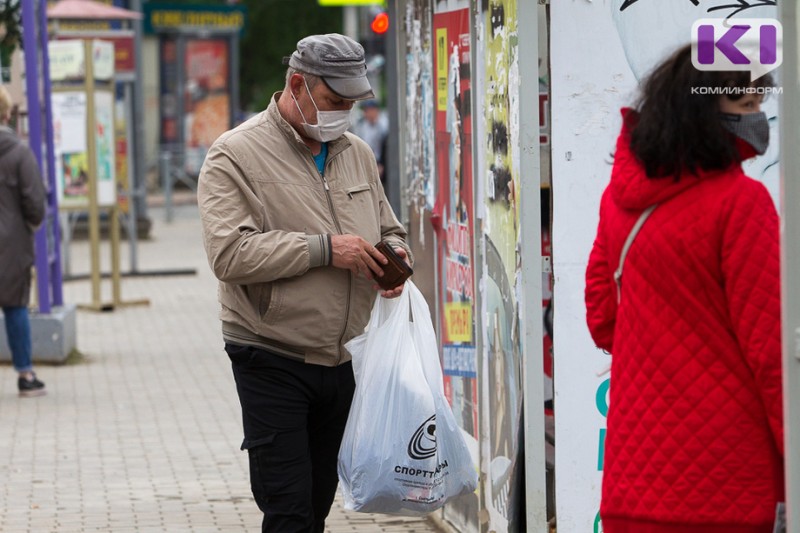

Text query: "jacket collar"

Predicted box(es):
[266, 92, 352, 160]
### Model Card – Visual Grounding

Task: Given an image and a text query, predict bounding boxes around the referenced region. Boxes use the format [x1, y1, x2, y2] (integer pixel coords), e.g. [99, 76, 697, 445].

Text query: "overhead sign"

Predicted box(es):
[143, 4, 246, 34]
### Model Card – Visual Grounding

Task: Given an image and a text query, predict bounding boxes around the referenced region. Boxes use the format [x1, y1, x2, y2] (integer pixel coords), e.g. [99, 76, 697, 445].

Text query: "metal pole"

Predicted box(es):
[344, 6, 358, 40]
[385, 0, 401, 217]
[130, 0, 149, 222]
[85, 40, 103, 308]
[160, 151, 173, 223]
[390, 0, 411, 226]
[124, 82, 139, 272]
[39, 0, 63, 307]
[111, 205, 122, 306]
[60, 212, 73, 278]
[518, 0, 548, 529]
[21, 0, 51, 313]
[779, 2, 800, 530]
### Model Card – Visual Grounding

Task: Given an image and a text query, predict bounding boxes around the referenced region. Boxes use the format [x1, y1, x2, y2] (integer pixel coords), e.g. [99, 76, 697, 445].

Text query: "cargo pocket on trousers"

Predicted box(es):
[247, 435, 278, 508]
[241, 431, 275, 451]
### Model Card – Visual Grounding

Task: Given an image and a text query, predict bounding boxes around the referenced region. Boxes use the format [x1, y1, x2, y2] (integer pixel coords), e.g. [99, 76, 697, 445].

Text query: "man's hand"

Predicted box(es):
[373, 246, 410, 299]
[331, 234, 387, 280]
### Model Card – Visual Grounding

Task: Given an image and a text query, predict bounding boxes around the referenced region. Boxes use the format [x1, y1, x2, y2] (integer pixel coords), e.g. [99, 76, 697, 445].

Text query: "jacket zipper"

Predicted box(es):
[318, 154, 350, 365]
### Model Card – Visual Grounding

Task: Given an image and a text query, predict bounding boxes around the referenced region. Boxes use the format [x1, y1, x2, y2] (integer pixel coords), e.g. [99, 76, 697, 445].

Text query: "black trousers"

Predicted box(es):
[226, 343, 356, 533]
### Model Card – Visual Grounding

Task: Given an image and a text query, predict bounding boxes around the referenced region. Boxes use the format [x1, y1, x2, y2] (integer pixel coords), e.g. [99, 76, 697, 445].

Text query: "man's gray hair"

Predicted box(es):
[285, 67, 321, 90]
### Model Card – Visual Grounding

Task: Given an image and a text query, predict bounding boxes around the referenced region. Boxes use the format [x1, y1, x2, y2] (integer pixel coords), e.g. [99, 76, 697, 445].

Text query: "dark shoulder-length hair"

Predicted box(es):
[627, 44, 773, 179]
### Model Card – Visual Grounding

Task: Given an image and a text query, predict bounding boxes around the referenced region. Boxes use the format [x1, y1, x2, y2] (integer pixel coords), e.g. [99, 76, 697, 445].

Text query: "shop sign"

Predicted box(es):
[143, 4, 246, 34]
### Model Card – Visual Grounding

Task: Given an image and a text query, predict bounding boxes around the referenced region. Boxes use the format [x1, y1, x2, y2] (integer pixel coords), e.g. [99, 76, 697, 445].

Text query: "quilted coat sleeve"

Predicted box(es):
[721, 179, 783, 455]
[585, 189, 618, 353]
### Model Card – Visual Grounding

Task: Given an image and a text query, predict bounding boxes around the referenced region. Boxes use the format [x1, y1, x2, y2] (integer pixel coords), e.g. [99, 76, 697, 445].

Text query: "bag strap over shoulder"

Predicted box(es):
[614, 204, 657, 304]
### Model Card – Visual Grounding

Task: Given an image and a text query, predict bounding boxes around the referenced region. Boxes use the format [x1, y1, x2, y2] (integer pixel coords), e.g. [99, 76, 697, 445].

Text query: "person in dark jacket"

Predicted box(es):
[585, 45, 783, 532]
[0, 86, 46, 397]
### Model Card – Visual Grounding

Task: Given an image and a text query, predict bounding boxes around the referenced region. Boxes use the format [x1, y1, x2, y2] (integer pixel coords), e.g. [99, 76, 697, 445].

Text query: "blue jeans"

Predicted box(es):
[2, 306, 33, 373]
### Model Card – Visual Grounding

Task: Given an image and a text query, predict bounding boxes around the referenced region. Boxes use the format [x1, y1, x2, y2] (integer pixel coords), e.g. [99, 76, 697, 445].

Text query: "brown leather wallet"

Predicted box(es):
[374, 241, 413, 290]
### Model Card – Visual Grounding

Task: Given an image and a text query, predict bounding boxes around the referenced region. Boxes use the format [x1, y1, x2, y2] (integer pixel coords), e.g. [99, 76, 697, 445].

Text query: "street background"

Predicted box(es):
[0, 197, 440, 533]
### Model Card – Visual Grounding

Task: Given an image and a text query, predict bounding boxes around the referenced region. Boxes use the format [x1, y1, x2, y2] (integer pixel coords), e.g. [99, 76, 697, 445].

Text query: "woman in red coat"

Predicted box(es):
[585, 45, 784, 533]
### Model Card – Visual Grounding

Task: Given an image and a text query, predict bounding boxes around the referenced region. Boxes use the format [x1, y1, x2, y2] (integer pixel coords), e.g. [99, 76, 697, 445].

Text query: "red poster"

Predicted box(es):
[433, 7, 478, 438]
[184, 39, 230, 175]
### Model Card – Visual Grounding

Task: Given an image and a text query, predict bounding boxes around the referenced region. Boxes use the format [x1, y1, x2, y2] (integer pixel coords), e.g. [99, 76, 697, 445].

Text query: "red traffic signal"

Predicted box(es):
[371, 12, 389, 34]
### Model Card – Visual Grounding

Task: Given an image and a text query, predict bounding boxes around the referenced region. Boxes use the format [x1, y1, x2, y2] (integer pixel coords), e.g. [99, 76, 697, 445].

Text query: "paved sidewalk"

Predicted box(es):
[0, 204, 441, 532]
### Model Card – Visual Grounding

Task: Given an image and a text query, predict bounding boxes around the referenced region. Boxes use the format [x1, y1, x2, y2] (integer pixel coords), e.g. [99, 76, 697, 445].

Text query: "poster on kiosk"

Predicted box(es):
[431, 4, 479, 531]
[550, 1, 780, 531]
[49, 39, 117, 210]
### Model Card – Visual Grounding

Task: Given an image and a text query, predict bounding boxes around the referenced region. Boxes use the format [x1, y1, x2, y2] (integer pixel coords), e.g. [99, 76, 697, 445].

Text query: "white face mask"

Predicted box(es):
[292, 79, 352, 142]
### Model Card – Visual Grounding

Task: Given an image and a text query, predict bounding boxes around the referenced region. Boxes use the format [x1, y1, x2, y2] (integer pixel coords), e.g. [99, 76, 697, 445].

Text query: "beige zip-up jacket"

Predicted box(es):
[198, 94, 410, 367]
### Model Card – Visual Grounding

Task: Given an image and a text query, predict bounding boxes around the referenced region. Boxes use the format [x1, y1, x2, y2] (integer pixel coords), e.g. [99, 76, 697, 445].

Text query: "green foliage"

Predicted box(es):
[0, 0, 21, 71]
[239, 0, 343, 111]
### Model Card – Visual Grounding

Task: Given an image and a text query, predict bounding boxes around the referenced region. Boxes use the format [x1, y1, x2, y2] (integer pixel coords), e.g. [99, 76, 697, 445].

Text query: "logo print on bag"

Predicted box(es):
[408, 415, 437, 460]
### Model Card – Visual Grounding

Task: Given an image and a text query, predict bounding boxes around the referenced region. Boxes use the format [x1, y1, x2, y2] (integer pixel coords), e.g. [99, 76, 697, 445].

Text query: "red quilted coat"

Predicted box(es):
[585, 110, 784, 533]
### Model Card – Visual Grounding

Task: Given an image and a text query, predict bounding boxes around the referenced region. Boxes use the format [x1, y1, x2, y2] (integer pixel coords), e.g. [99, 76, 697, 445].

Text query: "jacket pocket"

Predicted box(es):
[257, 284, 276, 320]
[344, 183, 371, 198]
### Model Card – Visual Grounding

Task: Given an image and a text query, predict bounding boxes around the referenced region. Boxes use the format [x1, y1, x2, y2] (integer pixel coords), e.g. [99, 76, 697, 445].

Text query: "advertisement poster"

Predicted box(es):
[184, 39, 230, 175]
[433, 6, 479, 531]
[48, 40, 86, 82]
[403, 0, 436, 219]
[92, 40, 114, 81]
[94, 91, 116, 207]
[550, 2, 779, 531]
[476, 0, 523, 529]
[52, 92, 89, 208]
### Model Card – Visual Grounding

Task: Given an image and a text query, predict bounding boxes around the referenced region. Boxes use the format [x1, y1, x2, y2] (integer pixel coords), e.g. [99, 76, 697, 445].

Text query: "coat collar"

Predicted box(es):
[266, 92, 352, 160]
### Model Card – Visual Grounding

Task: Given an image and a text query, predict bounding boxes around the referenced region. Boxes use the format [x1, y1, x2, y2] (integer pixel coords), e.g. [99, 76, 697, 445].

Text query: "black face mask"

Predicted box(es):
[719, 112, 770, 155]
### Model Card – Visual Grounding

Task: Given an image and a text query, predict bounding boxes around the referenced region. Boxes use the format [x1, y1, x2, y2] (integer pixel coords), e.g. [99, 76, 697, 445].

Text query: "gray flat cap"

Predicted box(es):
[284, 33, 375, 100]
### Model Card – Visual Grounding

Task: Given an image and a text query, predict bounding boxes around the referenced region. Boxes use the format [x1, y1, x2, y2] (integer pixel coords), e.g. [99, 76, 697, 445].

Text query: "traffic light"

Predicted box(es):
[371, 11, 389, 35]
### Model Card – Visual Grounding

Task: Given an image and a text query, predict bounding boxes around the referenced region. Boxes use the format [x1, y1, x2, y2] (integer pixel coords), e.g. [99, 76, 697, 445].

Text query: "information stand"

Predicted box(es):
[49, 38, 148, 311]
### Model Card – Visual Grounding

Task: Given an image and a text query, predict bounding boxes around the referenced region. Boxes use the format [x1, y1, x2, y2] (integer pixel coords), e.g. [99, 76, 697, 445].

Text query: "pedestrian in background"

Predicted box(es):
[353, 99, 388, 183]
[585, 44, 783, 533]
[198, 33, 411, 533]
[0, 85, 47, 397]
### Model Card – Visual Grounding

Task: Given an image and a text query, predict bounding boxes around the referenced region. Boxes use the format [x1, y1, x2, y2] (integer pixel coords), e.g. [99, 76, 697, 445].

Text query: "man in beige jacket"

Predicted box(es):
[198, 34, 411, 532]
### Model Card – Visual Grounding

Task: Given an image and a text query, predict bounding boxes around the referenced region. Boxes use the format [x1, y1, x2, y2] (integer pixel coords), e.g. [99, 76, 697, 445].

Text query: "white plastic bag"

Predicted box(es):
[338, 281, 478, 515]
